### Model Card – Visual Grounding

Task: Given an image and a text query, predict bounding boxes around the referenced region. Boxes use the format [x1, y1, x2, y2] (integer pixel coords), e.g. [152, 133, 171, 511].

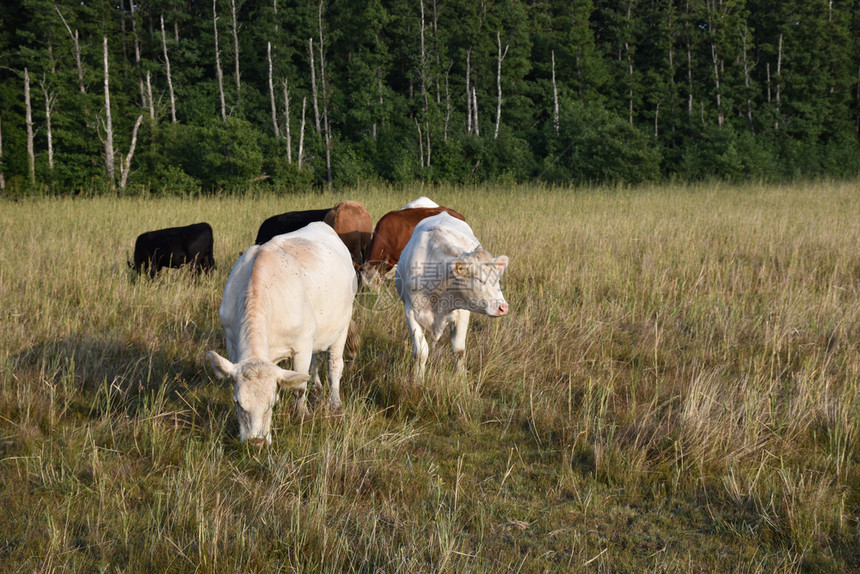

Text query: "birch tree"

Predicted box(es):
[103, 37, 115, 189]
[268, 42, 279, 137]
[40, 78, 57, 171]
[160, 15, 177, 123]
[214, 0, 227, 122]
[0, 115, 5, 190]
[551, 50, 559, 135]
[309, 38, 321, 133]
[230, 0, 241, 102]
[283, 80, 291, 163]
[419, 0, 431, 167]
[55, 6, 85, 94]
[466, 46, 473, 134]
[318, 0, 332, 185]
[298, 97, 307, 169]
[25, 68, 36, 186]
[118, 116, 143, 190]
[494, 31, 508, 140]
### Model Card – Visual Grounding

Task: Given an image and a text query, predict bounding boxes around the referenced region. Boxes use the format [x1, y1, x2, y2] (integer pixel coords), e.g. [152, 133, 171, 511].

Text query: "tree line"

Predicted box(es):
[1, 0, 859, 195]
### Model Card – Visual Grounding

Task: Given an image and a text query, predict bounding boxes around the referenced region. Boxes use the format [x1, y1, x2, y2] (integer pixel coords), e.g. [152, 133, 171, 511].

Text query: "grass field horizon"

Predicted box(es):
[1, 181, 858, 572]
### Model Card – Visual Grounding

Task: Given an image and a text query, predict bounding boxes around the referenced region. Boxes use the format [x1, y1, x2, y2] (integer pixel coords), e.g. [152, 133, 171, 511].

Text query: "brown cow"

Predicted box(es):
[359, 206, 466, 288]
[324, 200, 373, 267]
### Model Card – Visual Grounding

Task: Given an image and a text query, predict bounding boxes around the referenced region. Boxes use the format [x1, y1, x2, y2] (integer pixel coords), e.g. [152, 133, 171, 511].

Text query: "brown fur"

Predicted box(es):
[345, 319, 360, 359]
[324, 201, 373, 266]
[362, 206, 466, 276]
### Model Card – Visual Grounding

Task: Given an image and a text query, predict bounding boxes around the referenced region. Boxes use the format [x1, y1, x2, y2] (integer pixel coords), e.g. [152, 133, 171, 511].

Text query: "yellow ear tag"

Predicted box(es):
[454, 261, 464, 275]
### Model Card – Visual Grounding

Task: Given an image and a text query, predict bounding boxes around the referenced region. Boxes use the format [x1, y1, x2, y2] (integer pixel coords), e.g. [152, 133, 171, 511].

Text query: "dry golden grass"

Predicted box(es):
[1, 181, 858, 572]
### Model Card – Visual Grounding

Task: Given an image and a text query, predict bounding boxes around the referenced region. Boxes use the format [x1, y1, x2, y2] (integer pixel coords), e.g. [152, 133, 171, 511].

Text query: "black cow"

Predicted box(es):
[254, 208, 331, 245]
[131, 222, 215, 278]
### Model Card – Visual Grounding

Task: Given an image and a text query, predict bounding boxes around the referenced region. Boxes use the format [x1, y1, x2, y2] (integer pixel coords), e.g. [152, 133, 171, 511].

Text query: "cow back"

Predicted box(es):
[324, 200, 373, 265]
[255, 208, 331, 245]
[364, 206, 465, 270]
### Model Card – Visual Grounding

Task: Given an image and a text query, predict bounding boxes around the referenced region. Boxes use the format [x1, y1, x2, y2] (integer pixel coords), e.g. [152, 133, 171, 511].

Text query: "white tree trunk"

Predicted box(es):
[466, 47, 472, 134]
[55, 6, 85, 94]
[283, 79, 292, 163]
[741, 24, 754, 134]
[213, 1, 227, 122]
[443, 64, 451, 141]
[160, 15, 177, 123]
[625, 2, 633, 126]
[551, 50, 559, 136]
[130, 1, 145, 108]
[775, 33, 782, 130]
[103, 37, 115, 189]
[707, 1, 723, 127]
[119, 115, 143, 190]
[268, 42, 279, 137]
[419, 0, 430, 166]
[0, 115, 5, 190]
[494, 31, 508, 140]
[40, 80, 56, 171]
[25, 69, 36, 186]
[298, 97, 307, 168]
[231, 0, 241, 102]
[146, 71, 155, 120]
[472, 86, 479, 136]
[318, 0, 332, 186]
[416, 119, 425, 169]
[309, 38, 321, 133]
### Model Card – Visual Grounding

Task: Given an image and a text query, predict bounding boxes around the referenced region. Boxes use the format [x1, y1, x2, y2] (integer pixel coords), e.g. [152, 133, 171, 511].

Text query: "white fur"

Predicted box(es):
[395, 213, 509, 378]
[402, 196, 439, 209]
[208, 222, 357, 443]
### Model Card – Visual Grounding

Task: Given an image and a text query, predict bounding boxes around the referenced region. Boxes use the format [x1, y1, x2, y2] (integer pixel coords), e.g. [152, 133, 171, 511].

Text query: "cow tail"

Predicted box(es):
[345, 319, 360, 359]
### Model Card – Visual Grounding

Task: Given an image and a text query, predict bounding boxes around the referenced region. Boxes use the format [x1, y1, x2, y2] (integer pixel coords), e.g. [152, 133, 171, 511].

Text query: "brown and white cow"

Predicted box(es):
[395, 212, 509, 378]
[207, 222, 358, 444]
[324, 200, 373, 267]
[359, 206, 465, 288]
[402, 196, 439, 209]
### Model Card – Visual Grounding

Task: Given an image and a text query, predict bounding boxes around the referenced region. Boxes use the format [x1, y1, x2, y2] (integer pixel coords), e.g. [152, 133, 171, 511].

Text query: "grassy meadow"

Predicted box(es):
[1, 182, 859, 572]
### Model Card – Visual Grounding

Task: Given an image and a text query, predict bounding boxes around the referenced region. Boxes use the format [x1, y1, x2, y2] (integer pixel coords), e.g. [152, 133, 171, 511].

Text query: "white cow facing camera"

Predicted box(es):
[395, 213, 510, 378]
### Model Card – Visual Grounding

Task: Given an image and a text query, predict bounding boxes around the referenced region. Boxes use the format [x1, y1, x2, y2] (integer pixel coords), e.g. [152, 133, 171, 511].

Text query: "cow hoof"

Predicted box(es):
[327, 404, 344, 418]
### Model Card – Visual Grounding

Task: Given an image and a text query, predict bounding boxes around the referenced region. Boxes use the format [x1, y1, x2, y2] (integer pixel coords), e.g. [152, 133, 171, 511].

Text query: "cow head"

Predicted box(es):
[207, 351, 310, 444]
[450, 250, 510, 317]
[359, 261, 396, 291]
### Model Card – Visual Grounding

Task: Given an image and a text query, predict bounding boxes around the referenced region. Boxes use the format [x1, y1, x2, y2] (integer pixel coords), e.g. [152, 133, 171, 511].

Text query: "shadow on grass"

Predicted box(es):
[10, 334, 237, 440]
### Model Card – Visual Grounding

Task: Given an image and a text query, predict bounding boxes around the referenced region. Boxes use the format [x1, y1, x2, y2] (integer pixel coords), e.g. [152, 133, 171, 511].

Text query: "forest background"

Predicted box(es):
[1, 0, 859, 195]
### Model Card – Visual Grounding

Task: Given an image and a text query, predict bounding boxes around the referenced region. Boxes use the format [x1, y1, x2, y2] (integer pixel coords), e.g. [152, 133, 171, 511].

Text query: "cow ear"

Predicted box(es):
[208, 351, 235, 380]
[493, 255, 509, 275]
[277, 369, 310, 392]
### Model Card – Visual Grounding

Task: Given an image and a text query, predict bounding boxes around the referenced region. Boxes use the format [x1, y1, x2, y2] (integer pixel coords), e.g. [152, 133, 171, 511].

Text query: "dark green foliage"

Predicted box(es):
[0, 0, 858, 195]
[541, 102, 662, 184]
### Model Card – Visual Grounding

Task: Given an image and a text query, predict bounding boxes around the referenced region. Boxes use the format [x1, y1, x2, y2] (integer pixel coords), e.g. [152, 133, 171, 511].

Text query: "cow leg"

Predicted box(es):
[327, 334, 347, 415]
[307, 353, 324, 406]
[448, 309, 470, 374]
[406, 307, 429, 379]
[291, 349, 314, 421]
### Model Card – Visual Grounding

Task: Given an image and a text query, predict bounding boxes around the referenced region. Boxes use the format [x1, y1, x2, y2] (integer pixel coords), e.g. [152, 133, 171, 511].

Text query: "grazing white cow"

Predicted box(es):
[395, 213, 509, 377]
[402, 196, 439, 209]
[207, 222, 358, 444]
